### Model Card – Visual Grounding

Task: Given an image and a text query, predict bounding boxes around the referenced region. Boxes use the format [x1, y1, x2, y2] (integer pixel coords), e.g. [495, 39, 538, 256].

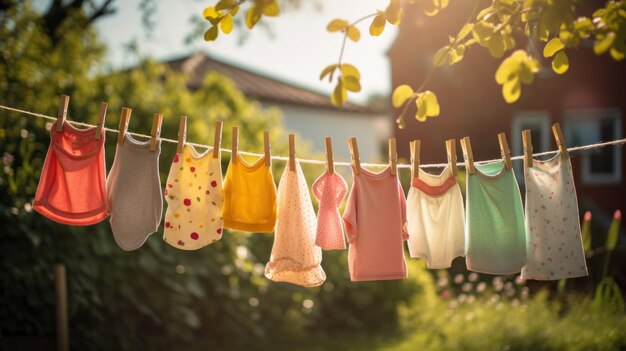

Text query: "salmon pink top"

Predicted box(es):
[343, 166, 409, 281]
[33, 121, 108, 225]
[312, 172, 348, 250]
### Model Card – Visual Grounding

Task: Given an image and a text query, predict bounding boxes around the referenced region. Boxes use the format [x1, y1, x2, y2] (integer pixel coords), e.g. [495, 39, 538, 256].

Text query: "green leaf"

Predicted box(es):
[327, 19, 349, 32]
[344, 76, 361, 92]
[203, 6, 218, 19]
[203, 26, 219, 42]
[472, 21, 494, 46]
[488, 31, 505, 58]
[594, 32, 616, 54]
[369, 13, 386, 36]
[392, 85, 414, 108]
[220, 13, 234, 34]
[421, 90, 440, 116]
[415, 96, 428, 121]
[610, 46, 625, 61]
[433, 46, 449, 67]
[331, 78, 347, 106]
[495, 55, 519, 84]
[457, 23, 473, 41]
[606, 210, 621, 251]
[385, 3, 404, 25]
[262, 1, 280, 16]
[448, 45, 465, 65]
[215, 0, 235, 12]
[543, 38, 565, 57]
[552, 50, 569, 74]
[340, 63, 360, 79]
[319, 64, 338, 81]
[245, 5, 262, 29]
[502, 77, 521, 103]
[476, 6, 495, 20]
[347, 26, 361, 42]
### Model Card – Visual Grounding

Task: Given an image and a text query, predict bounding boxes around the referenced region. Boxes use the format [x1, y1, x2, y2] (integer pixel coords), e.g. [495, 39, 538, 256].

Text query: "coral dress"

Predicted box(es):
[34, 121, 108, 225]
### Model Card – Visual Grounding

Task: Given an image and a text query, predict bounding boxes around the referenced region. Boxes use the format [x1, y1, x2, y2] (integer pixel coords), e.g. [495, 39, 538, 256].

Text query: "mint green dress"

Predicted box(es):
[465, 161, 527, 274]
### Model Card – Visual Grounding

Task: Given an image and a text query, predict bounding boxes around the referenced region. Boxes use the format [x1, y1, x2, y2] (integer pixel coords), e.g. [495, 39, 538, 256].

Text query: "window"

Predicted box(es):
[564, 109, 622, 185]
[511, 111, 551, 183]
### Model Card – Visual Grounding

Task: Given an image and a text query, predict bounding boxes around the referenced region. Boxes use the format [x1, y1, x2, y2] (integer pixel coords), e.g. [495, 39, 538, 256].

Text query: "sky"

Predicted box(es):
[75, 0, 397, 104]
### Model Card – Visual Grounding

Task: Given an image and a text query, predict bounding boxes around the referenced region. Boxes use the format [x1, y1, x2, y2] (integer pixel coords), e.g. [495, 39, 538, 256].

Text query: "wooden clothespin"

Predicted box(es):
[213, 121, 223, 159]
[288, 134, 296, 172]
[460, 136, 475, 174]
[94, 102, 107, 140]
[117, 107, 132, 145]
[263, 131, 271, 166]
[325, 137, 334, 174]
[551, 122, 569, 159]
[55, 95, 70, 132]
[446, 139, 457, 177]
[411, 140, 420, 179]
[498, 132, 512, 170]
[232, 126, 239, 164]
[522, 129, 533, 169]
[149, 113, 162, 151]
[177, 115, 187, 154]
[348, 137, 361, 175]
[389, 138, 397, 176]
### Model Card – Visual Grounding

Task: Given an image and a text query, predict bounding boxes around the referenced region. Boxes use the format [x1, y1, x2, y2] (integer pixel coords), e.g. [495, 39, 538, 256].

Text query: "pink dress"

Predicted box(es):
[343, 166, 409, 281]
[312, 172, 348, 250]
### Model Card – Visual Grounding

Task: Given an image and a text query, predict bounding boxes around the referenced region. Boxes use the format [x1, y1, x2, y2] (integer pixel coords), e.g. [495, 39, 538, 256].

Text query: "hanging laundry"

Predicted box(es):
[312, 171, 348, 250]
[407, 166, 465, 269]
[343, 166, 408, 281]
[106, 134, 162, 251]
[521, 155, 588, 280]
[163, 145, 223, 250]
[265, 161, 326, 287]
[33, 121, 109, 225]
[465, 161, 527, 275]
[222, 154, 277, 232]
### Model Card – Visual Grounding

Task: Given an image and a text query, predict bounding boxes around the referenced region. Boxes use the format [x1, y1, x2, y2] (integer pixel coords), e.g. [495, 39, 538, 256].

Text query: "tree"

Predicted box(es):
[200, 0, 626, 128]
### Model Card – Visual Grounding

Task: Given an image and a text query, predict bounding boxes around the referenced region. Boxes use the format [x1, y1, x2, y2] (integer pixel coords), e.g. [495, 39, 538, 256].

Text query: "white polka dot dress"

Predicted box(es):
[265, 160, 326, 287]
[521, 155, 588, 280]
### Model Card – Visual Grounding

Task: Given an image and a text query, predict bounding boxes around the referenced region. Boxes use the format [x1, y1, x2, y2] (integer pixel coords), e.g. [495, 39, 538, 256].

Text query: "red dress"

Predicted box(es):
[33, 121, 109, 225]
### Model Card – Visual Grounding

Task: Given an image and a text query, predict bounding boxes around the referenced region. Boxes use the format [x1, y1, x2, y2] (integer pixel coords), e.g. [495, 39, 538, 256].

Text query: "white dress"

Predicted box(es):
[265, 161, 326, 287]
[521, 155, 588, 280]
[407, 167, 465, 269]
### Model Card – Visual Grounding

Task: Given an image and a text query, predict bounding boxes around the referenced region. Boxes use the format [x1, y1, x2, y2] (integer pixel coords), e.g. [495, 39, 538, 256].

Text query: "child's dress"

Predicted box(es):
[343, 166, 408, 281]
[407, 166, 465, 269]
[312, 172, 348, 250]
[265, 161, 326, 287]
[106, 134, 162, 251]
[34, 121, 109, 225]
[163, 145, 223, 250]
[222, 155, 277, 233]
[521, 155, 588, 280]
[465, 162, 527, 275]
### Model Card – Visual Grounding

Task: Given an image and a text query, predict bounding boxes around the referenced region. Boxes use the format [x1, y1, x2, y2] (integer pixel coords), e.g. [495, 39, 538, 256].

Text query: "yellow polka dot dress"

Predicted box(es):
[265, 161, 326, 287]
[163, 145, 223, 250]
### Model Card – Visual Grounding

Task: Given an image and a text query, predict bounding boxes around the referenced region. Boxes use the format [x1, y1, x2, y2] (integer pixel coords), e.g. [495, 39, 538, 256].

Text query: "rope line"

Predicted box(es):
[2, 103, 625, 169]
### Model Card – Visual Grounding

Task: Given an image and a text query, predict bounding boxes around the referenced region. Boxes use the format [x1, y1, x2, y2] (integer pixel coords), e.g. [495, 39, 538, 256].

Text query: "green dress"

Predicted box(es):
[465, 161, 527, 274]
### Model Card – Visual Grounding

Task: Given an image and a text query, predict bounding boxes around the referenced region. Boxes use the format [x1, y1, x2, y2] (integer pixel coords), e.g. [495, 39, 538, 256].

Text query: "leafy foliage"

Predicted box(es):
[200, 0, 626, 126]
[0, 3, 421, 349]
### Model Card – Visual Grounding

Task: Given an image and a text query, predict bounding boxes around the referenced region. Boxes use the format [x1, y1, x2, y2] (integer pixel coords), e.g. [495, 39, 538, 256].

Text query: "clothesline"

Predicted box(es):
[1, 103, 625, 169]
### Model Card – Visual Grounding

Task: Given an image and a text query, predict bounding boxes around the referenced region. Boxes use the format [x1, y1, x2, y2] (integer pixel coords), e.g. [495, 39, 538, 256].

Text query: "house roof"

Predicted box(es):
[164, 52, 377, 114]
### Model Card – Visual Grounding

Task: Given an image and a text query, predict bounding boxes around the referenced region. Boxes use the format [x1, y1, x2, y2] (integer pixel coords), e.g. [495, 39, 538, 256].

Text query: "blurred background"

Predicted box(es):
[0, 0, 625, 350]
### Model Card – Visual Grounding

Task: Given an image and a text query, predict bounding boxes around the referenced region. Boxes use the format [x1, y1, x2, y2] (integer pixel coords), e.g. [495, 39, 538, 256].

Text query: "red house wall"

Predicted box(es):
[389, 2, 625, 222]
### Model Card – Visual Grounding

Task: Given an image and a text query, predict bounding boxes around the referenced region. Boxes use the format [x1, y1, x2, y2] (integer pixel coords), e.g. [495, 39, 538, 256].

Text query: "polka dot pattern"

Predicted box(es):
[521, 155, 588, 280]
[163, 145, 223, 250]
[312, 172, 348, 250]
[265, 161, 326, 287]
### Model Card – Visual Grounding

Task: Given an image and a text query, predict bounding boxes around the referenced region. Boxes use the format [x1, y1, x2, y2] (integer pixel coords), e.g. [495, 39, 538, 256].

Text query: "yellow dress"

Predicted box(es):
[163, 145, 223, 250]
[222, 154, 277, 232]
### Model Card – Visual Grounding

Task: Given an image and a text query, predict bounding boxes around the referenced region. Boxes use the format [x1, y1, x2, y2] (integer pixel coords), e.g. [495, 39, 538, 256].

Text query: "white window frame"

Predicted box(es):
[511, 111, 551, 183]
[564, 108, 622, 185]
